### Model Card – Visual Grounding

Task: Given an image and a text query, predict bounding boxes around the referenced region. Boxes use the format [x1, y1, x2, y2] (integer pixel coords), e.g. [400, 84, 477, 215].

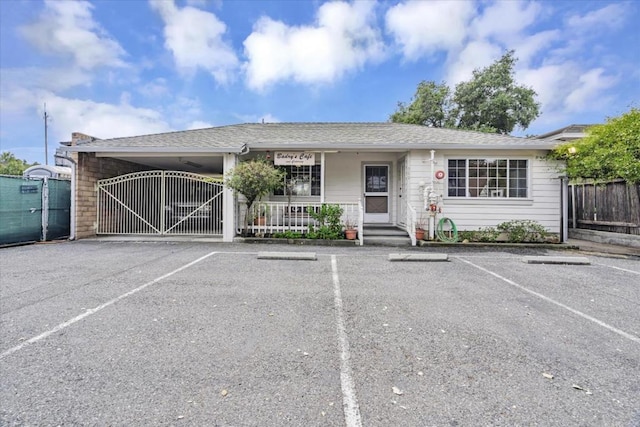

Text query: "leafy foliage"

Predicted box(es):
[0, 152, 38, 176]
[391, 50, 540, 134]
[225, 157, 285, 229]
[390, 81, 453, 128]
[308, 204, 344, 240]
[459, 227, 500, 242]
[273, 231, 304, 239]
[497, 220, 548, 243]
[548, 108, 640, 183]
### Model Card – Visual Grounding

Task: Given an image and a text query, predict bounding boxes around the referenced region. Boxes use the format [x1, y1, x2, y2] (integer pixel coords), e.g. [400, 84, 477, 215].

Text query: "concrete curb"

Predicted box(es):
[257, 252, 317, 261]
[235, 237, 358, 247]
[522, 256, 591, 265]
[389, 253, 449, 262]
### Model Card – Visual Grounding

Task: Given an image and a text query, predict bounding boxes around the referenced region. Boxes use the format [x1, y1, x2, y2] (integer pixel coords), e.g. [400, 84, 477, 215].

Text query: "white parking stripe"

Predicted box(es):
[1, 251, 219, 360]
[331, 255, 363, 427]
[456, 257, 640, 344]
[597, 264, 640, 275]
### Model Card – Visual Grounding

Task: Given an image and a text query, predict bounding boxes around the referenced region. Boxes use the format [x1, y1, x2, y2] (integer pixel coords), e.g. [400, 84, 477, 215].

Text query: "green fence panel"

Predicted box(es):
[46, 179, 71, 240]
[0, 176, 43, 245]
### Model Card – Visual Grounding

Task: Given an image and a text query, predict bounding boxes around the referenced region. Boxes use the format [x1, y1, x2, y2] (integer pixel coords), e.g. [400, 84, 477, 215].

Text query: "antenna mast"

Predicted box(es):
[43, 103, 49, 165]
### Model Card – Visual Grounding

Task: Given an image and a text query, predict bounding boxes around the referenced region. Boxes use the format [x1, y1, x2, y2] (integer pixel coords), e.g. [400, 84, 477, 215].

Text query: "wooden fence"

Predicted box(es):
[569, 180, 640, 235]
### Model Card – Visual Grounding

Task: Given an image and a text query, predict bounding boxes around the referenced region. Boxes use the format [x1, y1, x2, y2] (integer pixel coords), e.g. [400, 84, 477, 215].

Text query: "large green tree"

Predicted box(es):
[549, 108, 640, 183]
[391, 50, 540, 134]
[0, 152, 37, 175]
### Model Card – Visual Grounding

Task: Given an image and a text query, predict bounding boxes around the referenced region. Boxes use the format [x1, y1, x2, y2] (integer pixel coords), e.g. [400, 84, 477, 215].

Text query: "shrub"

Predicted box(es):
[497, 220, 548, 243]
[459, 227, 499, 242]
[273, 231, 304, 239]
[308, 204, 344, 239]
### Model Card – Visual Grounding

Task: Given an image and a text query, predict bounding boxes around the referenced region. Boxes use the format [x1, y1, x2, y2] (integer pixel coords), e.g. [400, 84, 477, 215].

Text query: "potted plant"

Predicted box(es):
[253, 205, 267, 226]
[343, 218, 358, 240]
[415, 215, 427, 240]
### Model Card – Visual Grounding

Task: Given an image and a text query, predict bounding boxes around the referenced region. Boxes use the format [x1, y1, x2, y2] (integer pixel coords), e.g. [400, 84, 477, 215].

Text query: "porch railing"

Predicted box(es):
[406, 203, 417, 246]
[236, 201, 362, 237]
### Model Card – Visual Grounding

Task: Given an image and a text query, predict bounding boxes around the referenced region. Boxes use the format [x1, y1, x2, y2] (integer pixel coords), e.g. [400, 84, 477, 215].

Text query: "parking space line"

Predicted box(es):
[331, 255, 363, 427]
[456, 256, 640, 344]
[0, 251, 220, 360]
[597, 264, 640, 275]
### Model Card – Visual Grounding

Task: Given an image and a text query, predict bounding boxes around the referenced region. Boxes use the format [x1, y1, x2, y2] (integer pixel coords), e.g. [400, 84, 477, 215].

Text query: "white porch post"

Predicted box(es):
[320, 152, 325, 203]
[223, 153, 237, 242]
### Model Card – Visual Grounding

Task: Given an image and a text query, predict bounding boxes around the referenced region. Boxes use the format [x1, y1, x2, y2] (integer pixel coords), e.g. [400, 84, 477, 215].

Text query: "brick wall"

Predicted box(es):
[75, 153, 148, 239]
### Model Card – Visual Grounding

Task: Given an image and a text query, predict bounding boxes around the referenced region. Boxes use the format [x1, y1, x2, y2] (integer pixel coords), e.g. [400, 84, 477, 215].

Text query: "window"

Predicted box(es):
[447, 159, 528, 198]
[273, 165, 321, 197]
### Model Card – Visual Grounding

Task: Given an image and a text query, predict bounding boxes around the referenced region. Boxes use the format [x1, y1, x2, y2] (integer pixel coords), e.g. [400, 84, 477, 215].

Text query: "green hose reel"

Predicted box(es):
[436, 217, 458, 242]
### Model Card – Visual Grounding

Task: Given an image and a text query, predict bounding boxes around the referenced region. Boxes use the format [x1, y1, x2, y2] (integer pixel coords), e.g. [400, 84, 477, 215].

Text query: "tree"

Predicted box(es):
[549, 108, 640, 183]
[390, 81, 453, 127]
[0, 152, 37, 175]
[391, 50, 540, 134]
[225, 157, 286, 232]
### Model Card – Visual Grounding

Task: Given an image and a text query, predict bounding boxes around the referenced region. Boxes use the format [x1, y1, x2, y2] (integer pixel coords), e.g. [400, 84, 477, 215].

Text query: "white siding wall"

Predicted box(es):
[406, 150, 563, 233]
[324, 152, 400, 222]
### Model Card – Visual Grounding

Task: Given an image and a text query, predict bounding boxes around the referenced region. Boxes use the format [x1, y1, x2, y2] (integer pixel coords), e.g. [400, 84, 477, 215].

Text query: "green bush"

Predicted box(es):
[497, 220, 548, 243]
[273, 231, 304, 239]
[459, 227, 499, 242]
[308, 204, 344, 240]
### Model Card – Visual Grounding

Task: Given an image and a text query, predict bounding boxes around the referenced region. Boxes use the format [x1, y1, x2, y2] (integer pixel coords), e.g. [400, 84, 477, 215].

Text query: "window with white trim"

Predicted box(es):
[447, 159, 528, 198]
[273, 165, 321, 197]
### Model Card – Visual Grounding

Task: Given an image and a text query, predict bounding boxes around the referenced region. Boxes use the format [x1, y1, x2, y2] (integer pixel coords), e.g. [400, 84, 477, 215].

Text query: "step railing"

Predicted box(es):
[406, 204, 417, 246]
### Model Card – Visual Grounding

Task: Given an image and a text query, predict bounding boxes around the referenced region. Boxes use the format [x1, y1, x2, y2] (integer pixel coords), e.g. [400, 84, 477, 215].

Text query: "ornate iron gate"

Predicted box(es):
[97, 170, 223, 235]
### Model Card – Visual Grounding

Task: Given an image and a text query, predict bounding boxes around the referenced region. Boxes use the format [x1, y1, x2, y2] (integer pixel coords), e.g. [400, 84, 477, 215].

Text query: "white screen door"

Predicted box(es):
[364, 165, 389, 223]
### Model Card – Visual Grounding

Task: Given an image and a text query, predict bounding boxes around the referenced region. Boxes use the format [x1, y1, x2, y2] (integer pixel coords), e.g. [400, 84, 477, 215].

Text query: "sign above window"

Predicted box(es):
[274, 152, 315, 166]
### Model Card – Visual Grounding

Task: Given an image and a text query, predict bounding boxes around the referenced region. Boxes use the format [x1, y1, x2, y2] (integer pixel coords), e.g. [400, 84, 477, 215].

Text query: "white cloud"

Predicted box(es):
[564, 68, 617, 112]
[243, 1, 385, 90]
[566, 3, 627, 33]
[138, 78, 170, 98]
[445, 41, 502, 85]
[385, 0, 475, 60]
[149, 0, 239, 84]
[187, 120, 214, 130]
[44, 93, 173, 142]
[518, 64, 617, 119]
[19, 0, 126, 70]
[470, 1, 541, 42]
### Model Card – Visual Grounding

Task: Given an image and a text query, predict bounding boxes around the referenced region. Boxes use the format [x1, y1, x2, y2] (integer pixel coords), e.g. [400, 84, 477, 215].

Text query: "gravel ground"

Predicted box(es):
[1, 241, 639, 426]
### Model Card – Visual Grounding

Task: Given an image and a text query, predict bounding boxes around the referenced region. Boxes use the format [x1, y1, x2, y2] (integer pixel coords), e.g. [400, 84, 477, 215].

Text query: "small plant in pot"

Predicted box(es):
[343, 218, 358, 240]
[415, 215, 427, 240]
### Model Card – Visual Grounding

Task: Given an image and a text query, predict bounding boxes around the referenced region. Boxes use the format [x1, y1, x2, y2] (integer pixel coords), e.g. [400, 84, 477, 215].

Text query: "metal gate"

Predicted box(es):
[97, 170, 223, 235]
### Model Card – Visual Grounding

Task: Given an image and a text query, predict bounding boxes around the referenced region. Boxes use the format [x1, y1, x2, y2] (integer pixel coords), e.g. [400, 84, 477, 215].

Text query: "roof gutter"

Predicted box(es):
[64, 146, 246, 154]
[246, 142, 558, 151]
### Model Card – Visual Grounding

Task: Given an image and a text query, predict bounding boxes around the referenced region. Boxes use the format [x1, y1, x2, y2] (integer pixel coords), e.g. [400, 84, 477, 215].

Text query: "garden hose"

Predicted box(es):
[436, 217, 458, 242]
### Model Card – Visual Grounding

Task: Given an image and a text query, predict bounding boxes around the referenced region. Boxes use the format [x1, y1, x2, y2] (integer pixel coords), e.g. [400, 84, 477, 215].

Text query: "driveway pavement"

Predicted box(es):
[1, 241, 639, 426]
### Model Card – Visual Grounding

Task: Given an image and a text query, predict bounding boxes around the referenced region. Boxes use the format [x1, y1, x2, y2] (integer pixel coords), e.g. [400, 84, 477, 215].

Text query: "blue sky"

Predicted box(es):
[1, 0, 638, 165]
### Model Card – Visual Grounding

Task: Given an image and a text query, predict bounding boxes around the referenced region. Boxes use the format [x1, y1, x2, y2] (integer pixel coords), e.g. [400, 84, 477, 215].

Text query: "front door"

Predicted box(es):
[363, 164, 390, 223]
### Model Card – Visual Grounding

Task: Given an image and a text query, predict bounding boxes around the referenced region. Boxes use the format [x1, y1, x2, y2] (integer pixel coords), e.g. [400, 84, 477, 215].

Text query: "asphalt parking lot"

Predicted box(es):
[1, 241, 639, 426]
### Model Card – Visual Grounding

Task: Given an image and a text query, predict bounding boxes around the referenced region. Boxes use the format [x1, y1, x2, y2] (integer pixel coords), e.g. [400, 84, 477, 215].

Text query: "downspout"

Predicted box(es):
[54, 153, 76, 240]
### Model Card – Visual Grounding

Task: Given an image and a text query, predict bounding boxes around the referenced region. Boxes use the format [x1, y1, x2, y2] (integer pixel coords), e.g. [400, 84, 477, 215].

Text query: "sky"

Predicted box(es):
[1, 0, 638, 165]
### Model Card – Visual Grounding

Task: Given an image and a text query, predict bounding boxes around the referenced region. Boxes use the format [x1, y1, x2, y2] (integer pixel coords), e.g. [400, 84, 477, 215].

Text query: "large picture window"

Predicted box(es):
[447, 159, 528, 198]
[273, 165, 321, 197]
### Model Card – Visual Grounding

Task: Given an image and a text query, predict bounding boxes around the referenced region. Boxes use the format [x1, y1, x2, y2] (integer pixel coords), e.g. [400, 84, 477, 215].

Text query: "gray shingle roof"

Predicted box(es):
[69, 122, 556, 152]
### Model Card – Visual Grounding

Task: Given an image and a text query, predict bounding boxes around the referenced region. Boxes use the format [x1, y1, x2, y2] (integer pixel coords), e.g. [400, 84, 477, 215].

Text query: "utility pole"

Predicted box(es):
[43, 103, 49, 165]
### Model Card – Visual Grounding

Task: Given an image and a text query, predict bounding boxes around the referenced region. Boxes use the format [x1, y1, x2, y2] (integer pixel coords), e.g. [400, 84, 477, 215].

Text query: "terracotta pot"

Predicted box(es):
[345, 229, 357, 240]
[415, 228, 425, 240]
[254, 216, 266, 226]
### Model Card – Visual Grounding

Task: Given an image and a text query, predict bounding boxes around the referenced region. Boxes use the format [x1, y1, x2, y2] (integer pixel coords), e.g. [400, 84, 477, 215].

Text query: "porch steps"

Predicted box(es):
[363, 225, 412, 247]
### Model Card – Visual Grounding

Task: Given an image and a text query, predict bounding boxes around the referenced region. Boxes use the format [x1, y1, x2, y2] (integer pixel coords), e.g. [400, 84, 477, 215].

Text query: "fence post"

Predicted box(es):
[41, 177, 49, 241]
